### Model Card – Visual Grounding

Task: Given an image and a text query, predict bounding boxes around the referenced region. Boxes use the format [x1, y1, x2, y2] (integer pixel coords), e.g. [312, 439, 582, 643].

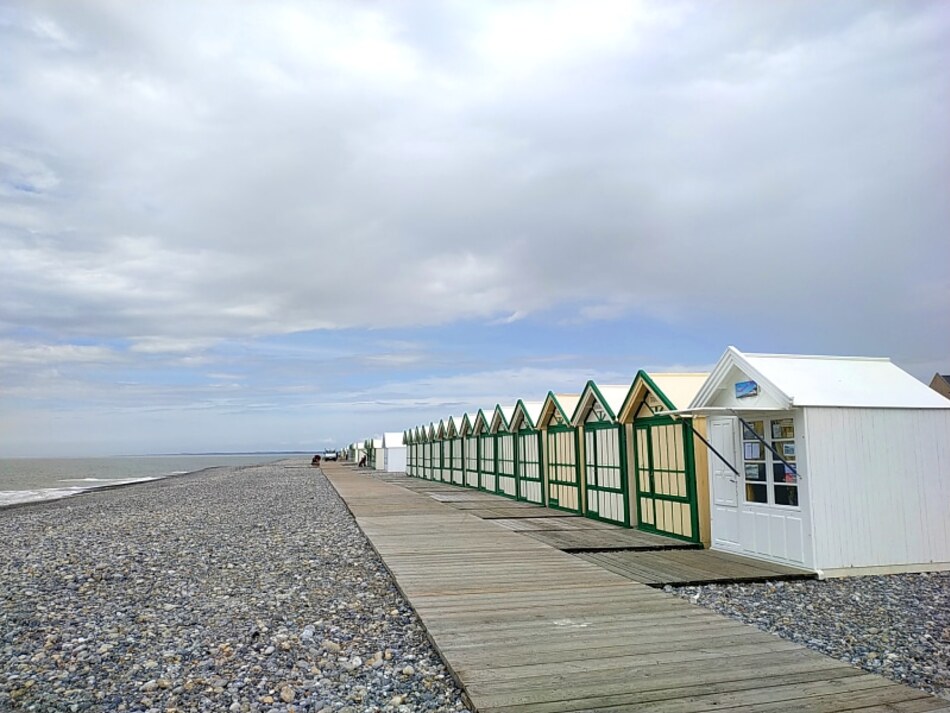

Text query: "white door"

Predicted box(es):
[709, 418, 741, 550]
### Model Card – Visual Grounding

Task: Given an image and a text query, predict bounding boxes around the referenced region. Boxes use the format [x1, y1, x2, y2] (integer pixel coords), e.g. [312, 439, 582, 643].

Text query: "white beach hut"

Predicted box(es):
[471, 409, 495, 492]
[462, 413, 480, 488]
[371, 436, 385, 471]
[537, 392, 582, 513]
[490, 404, 517, 499]
[571, 382, 633, 527]
[509, 400, 545, 504]
[380, 432, 407, 473]
[446, 416, 465, 485]
[688, 347, 950, 575]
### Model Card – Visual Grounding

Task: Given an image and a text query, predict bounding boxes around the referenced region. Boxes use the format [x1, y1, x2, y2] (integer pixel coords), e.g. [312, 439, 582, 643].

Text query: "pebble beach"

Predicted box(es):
[673, 574, 950, 700]
[0, 462, 468, 713]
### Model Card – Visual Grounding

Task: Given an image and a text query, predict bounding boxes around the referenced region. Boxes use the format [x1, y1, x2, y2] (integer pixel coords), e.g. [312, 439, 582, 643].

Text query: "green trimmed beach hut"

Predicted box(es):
[538, 392, 582, 513]
[490, 404, 517, 499]
[413, 426, 425, 477]
[572, 381, 632, 527]
[618, 372, 711, 545]
[509, 399, 545, 505]
[432, 419, 452, 483]
[472, 409, 497, 492]
[447, 416, 465, 485]
[428, 420, 440, 481]
[403, 430, 414, 476]
[463, 412, 482, 488]
[423, 423, 436, 480]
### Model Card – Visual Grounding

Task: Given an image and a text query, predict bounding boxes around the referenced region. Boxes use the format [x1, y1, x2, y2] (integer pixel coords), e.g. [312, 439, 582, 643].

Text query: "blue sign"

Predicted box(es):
[735, 380, 759, 399]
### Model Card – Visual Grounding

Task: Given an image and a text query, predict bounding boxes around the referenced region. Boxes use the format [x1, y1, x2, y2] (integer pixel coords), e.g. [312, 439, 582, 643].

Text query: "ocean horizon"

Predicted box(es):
[0, 453, 307, 508]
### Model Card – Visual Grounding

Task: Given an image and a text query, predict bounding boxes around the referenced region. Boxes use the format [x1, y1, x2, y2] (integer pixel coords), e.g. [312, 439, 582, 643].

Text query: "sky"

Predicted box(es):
[1, 1, 948, 457]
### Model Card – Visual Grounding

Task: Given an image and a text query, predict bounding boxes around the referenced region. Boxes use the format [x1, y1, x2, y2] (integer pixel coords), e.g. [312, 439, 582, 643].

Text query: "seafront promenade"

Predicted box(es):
[323, 462, 950, 712]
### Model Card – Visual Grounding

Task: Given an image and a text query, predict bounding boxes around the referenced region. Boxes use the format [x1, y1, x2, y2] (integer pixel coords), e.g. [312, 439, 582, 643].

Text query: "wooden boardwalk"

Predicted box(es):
[362, 470, 811, 584]
[324, 464, 948, 712]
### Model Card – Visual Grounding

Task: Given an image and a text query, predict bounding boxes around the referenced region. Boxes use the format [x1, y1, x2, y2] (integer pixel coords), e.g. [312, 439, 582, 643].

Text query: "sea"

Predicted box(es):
[0, 454, 305, 508]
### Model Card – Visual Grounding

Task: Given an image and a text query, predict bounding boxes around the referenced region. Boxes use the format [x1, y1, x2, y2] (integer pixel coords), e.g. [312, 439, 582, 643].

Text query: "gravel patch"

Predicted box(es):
[0, 462, 469, 712]
[672, 574, 950, 700]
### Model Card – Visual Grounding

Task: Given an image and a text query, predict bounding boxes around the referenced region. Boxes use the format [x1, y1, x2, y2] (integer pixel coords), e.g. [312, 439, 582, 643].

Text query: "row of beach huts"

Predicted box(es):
[345, 347, 950, 578]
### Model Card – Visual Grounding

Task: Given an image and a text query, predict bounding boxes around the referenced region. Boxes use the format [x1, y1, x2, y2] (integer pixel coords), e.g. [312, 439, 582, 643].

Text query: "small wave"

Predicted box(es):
[164, 470, 191, 476]
[0, 476, 164, 508]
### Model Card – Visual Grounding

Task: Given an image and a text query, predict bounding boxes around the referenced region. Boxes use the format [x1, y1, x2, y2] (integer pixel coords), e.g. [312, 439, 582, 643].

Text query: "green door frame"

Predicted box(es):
[583, 421, 630, 526]
[515, 428, 544, 504]
[633, 416, 700, 543]
[546, 424, 582, 514]
[495, 431, 517, 499]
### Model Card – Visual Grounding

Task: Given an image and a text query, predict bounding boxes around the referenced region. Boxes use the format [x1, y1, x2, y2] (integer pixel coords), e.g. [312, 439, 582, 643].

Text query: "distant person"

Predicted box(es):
[358, 455, 367, 467]
[311, 454, 321, 466]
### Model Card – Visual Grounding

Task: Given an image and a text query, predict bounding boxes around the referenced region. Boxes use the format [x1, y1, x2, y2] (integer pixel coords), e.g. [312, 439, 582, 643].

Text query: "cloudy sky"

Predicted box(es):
[1, 1, 948, 457]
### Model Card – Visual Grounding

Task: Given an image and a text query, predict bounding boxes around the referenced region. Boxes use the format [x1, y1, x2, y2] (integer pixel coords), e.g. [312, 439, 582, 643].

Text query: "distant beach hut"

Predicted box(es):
[572, 381, 633, 526]
[472, 409, 496, 492]
[422, 423, 436, 480]
[617, 372, 711, 544]
[462, 413, 480, 488]
[687, 347, 950, 575]
[380, 432, 407, 473]
[509, 400, 545, 504]
[447, 416, 465, 485]
[370, 437, 384, 471]
[538, 393, 582, 513]
[490, 404, 517, 499]
[435, 420, 449, 482]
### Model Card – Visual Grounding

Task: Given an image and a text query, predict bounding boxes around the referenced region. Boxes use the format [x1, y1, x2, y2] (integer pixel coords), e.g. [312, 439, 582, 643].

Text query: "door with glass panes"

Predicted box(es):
[736, 414, 810, 567]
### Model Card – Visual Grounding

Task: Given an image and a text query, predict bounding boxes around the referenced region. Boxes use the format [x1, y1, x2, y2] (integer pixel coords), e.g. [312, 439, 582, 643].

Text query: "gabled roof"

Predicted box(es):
[403, 430, 412, 445]
[382, 432, 404, 448]
[618, 371, 710, 423]
[434, 420, 447, 438]
[690, 347, 950, 410]
[470, 409, 491, 434]
[571, 381, 632, 426]
[509, 400, 545, 430]
[457, 413, 474, 436]
[444, 417, 462, 438]
[490, 404, 516, 433]
[538, 392, 580, 428]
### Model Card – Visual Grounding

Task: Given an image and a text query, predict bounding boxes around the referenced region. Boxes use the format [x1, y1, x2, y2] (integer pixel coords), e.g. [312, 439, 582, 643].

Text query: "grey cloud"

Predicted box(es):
[1, 1, 947, 356]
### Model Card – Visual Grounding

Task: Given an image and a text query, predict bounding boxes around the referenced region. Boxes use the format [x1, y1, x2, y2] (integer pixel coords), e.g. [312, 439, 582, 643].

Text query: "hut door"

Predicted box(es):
[516, 431, 544, 504]
[583, 425, 629, 526]
[546, 427, 581, 513]
[708, 418, 741, 550]
[633, 419, 699, 542]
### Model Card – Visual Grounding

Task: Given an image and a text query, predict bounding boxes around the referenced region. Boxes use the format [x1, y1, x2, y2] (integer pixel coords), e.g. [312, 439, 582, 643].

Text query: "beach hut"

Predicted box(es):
[509, 400, 545, 504]
[428, 422, 443, 481]
[372, 436, 387, 471]
[618, 372, 711, 544]
[363, 437, 381, 469]
[422, 424, 435, 480]
[471, 409, 496, 492]
[446, 416, 465, 485]
[435, 420, 451, 482]
[571, 382, 632, 526]
[459, 413, 478, 488]
[538, 393, 582, 513]
[380, 432, 407, 473]
[490, 404, 517, 499]
[402, 431, 413, 476]
[931, 373, 950, 400]
[411, 427, 424, 477]
[687, 347, 950, 575]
